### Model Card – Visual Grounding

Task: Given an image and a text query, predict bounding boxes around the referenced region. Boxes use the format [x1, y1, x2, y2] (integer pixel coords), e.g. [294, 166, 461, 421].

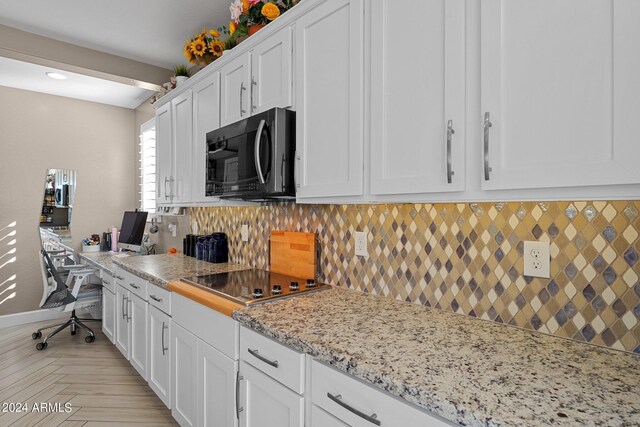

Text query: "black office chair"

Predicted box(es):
[32, 248, 102, 350]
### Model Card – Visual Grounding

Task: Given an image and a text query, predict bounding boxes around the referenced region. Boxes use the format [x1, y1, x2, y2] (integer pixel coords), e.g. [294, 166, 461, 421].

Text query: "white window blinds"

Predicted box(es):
[139, 119, 156, 214]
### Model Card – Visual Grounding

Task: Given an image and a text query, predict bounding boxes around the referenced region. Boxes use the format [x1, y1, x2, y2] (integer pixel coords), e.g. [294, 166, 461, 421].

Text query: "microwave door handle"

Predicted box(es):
[254, 119, 267, 184]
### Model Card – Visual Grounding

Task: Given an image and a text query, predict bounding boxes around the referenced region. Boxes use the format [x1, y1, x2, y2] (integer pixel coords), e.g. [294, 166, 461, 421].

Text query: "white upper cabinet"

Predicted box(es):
[370, 0, 465, 196]
[192, 72, 221, 203]
[171, 90, 193, 203]
[156, 102, 172, 204]
[250, 26, 293, 115]
[481, 0, 640, 190]
[295, 0, 364, 199]
[221, 54, 251, 127]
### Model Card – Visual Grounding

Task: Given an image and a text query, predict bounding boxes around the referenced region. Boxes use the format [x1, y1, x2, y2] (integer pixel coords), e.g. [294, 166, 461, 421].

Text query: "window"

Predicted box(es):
[139, 119, 156, 214]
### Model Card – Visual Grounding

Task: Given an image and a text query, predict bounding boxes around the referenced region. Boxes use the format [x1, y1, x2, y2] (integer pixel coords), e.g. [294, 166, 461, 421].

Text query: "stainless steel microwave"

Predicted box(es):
[206, 108, 295, 200]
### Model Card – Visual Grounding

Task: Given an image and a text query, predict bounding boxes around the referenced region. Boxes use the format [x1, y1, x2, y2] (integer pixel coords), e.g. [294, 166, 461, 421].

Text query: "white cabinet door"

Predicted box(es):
[221, 54, 250, 126]
[197, 340, 238, 427]
[129, 292, 148, 380]
[171, 90, 193, 203]
[172, 323, 198, 427]
[481, 0, 640, 190]
[148, 305, 171, 409]
[250, 26, 292, 115]
[192, 72, 221, 203]
[101, 288, 115, 344]
[239, 361, 303, 427]
[310, 404, 348, 427]
[295, 0, 364, 199]
[115, 285, 130, 359]
[156, 102, 173, 204]
[370, 0, 465, 195]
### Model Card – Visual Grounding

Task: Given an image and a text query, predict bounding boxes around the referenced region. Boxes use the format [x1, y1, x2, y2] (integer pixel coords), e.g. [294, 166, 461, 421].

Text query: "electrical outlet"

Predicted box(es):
[241, 224, 249, 242]
[354, 231, 368, 257]
[523, 241, 550, 278]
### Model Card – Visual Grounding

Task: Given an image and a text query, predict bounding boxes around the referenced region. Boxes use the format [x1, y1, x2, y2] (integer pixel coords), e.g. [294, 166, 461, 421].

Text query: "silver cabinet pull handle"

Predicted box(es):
[247, 348, 278, 368]
[240, 83, 246, 115]
[170, 176, 175, 201]
[254, 119, 267, 184]
[327, 393, 381, 426]
[116, 275, 124, 280]
[295, 152, 301, 189]
[127, 299, 132, 322]
[161, 321, 168, 356]
[483, 112, 493, 181]
[446, 119, 455, 184]
[251, 76, 257, 113]
[164, 177, 170, 200]
[121, 295, 127, 319]
[149, 295, 162, 302]
[129, 283, 139, 289]
[236, 371, 244, 419]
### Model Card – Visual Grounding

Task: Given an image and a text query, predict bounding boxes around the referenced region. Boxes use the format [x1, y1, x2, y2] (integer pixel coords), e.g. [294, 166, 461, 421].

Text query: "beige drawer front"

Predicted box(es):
[240, 326, 305, 394]
[115, 267, 148, 300]
[100, 270, 115, 294]
[311, 360, 453, 427]
[172, 293, 238, 360]
[147, 284, 171, 315]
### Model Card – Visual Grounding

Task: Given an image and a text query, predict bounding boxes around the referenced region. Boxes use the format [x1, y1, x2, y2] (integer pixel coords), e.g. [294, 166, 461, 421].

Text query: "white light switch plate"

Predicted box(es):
[241, 224, 249, 242]
[523, 241, 550, 278]
[355, 231, 368, 257]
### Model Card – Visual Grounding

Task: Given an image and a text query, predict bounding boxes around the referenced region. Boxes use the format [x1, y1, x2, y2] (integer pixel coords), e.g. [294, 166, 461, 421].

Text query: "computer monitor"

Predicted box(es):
[117, 211, 148, 252]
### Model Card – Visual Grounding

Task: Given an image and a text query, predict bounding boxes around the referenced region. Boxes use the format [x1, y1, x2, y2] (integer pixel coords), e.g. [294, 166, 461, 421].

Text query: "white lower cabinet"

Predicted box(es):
[310, 404, 348, 427]
[198, 340, 238, 427]
[239, 361, 304, 427]
[101, 287, 115, 344]
[129, 292, 148, 380]
[115, 284, 130, 357]
[148, 304, 171, 408]
[172, 322, 198, 427]
[311, 360, 453, 427]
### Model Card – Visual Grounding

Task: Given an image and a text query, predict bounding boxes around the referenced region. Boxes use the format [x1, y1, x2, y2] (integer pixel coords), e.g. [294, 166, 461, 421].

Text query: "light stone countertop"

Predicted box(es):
[78, 251, 118, 276]
[112, 253, 248, 287]
[233, 287, 640, 427]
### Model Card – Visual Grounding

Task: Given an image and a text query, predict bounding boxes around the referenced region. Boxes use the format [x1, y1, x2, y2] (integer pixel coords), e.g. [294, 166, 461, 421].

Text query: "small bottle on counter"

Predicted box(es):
[111, 226, 118, 252]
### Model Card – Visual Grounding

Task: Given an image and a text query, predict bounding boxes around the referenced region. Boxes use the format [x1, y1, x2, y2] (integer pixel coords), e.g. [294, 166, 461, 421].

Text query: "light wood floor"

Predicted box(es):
[0, 318, 178, 426]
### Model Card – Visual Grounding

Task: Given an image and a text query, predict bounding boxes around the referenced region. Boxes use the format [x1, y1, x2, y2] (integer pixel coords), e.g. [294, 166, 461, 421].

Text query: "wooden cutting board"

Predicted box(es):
[270, 231, 317, 279]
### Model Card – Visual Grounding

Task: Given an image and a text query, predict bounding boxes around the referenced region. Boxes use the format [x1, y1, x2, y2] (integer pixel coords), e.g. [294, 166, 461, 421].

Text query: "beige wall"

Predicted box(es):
[0, 85, 136, 315]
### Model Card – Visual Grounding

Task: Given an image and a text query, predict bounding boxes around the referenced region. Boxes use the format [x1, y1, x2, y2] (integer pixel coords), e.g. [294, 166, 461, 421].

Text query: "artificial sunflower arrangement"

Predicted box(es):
[227, 0, 299, 40]
[184, 27, 227, 67]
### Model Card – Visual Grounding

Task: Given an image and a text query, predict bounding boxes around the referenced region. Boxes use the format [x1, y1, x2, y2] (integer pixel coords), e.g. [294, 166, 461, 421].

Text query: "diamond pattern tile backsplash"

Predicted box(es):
[189, 201, 640, 353]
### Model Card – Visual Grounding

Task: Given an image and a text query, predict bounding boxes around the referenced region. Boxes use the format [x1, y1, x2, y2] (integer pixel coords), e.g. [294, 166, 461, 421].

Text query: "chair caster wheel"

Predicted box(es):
[32, 332, 42, 340]
[85, 335, 95, 343]
[71, 330, 77, 336]
[36, 342, 48, 351]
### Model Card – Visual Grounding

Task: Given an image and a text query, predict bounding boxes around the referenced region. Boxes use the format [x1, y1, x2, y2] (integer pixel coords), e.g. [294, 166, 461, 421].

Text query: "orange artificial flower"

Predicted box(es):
[261, 2, 280, 21]
[229, 21, 236, 35]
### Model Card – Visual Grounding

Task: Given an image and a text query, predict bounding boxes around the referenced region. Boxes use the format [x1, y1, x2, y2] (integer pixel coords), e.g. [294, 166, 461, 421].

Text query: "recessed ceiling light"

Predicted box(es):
[45, 72, 67, 80]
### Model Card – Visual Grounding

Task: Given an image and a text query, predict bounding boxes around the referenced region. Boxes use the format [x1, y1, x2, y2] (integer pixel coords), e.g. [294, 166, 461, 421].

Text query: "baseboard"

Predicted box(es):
[0, 309, 68, 328]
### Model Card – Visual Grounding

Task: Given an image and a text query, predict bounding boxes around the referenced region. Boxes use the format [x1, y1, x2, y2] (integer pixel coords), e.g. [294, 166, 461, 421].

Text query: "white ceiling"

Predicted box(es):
[0, 0, 230, 69]
[0, 56, 156, 109]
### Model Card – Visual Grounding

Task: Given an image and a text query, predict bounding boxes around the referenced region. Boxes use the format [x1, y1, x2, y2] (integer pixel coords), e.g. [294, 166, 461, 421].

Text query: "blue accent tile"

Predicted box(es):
[592, 256, 606, 273]
[539, 288, 550, 304]
[494, 281, 505, 296]
[583, 284, 596, 302]
[555, 309, 568, 326]
[603, 266, 617, 285]
[495, 248, 504, 261]
[547, 280, 559, 296]
[634, 282, 640, 297]
[508, 267, 519, 281]
[564, 263, 578, 279]
[456, 245, 465, 258]
[474, 288, 484, 301]
[592, 296, 606, 314]
[582, 325, 596, 342]
[450, 299, 459, 311]
[603, 225, 617, 242]
[532, 224, 543, 239]
[564, 302, 577, 319]
[634, 346, 640, 355]
[612, 299, 627, 317]
[548, 223, 559, 238]
[469, 278, 478, 292]
[634, 304, 640, 319]
[494, 315, 504, 324]
[515, 294, 526, 309]
[531, 314, 542, 330]
[624, 248, 638, 266]
[495, 231, 504, 245]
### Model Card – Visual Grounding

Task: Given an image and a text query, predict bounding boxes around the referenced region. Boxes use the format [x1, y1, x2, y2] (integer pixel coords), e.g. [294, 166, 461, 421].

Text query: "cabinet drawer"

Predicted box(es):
[116, 267, 148, 300]
[172, 293, 238, 360]
[100, 270, 115, 293]
[311, 360, 453, 427]
[147, 284, 171, 315]
[240, 326, 305, 394]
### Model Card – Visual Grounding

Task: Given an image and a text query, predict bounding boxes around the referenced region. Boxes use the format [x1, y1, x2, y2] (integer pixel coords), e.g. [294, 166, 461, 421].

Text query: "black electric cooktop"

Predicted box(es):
[181, 269, 330, 306]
